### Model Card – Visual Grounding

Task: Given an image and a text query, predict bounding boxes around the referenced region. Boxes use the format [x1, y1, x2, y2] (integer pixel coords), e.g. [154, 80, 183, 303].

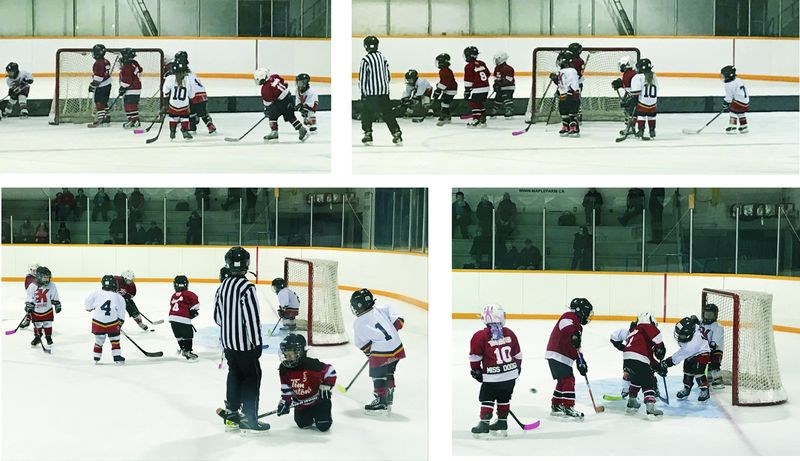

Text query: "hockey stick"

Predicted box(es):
[615, 89, 638, 143]
[602, 394, 624, 401]
[120, 329, 164, 357]
[267, 319, 282, 337]
[145, 112, 166, 144]
[682, 109, 725, 135]
[660, 375, 670, 405]
[134, 87, 166, 134]
[508, 410, 541, 431]
[5, 314, 28, 335]
[579, 352, 605, 413]
[140, 312, 164, 325]
[217, 347, 224, 369]
[512, 80, 553, 136]
[335, 359, 369, 393]
[224, 114, 268, 142]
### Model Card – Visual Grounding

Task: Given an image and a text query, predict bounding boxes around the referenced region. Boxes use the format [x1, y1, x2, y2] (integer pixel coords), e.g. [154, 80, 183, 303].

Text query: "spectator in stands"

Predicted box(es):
[34, 222, 49, 244]
[129, 188, 145, 223]
[109, 212, 126, 244]
[470, 229, 492, 269]
[244, 188, 258, 223]
[222, 188, 243, 211]
[501, 240, 519, 269]
[618, 188, 645, 226]
[570, 226, 592, 270]
[186, 211, 202, 245]
[113, 189, 128, 219]
[582, 188, 603, 226]
[649, 188, 665, 243]
[476, 195, 494, 236]
[452, 191, 472, 239]
[2, 220, 10, 243]
[74, 188, 88, 220]
[56, 222, 71, 244]
[146, 221, 163, 244]
[53, 192, 69, 221]
[496, 192, 517, 239]
[61, 188, 76, 219]
[20, 218, 34, 243]
[518, 239, 542, 269]
[92, 188, 111, 221]
[195, 188, 211, 211]
[131, 222, 147, 245]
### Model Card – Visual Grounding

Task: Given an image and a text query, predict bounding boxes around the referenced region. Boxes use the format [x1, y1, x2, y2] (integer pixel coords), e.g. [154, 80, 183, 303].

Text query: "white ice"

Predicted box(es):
[452, 319, 799, 456]
[1, 282, 427, 461]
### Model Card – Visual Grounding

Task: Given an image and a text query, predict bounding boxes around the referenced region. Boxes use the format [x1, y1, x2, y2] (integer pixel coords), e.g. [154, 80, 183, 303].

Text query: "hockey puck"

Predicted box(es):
[133, 128, 145, 134]
[530, 388, 537, 394]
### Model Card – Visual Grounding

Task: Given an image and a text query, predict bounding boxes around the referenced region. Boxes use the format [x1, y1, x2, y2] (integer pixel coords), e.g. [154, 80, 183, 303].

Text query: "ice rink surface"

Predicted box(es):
[1, 282, 427, 461]
[452, 319, 798, 456]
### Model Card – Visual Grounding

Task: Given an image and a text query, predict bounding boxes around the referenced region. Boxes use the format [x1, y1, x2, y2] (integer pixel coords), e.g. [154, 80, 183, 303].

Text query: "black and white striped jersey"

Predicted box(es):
[359, 51, 391, 96]
[214, 276, 262, 351]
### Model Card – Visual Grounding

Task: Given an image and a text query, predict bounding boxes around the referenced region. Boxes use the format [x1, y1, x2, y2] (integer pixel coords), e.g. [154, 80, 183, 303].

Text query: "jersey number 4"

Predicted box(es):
[100, 300, 112, 316]
[171, 296, 183, 312]
[493, 345, 513, 364]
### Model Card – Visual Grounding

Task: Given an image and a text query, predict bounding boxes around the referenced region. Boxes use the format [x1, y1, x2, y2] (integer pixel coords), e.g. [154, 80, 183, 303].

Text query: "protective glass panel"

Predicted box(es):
[472, 0, 509, 34]
[272, 0, 298, 36]
[715, 0, 750, 36]
[206, 189, 244, 245]
[430, 0, 469, 35]
[392, 189, 411, 250]
[636, 0, 676, 35]
[116, 0, 159, 36]
[735, 200, 779, 276]
[0, 0, 33, 35]
[1, 193, 48, 244]
[409, 188, 427, 252]
[277, 189, 311, 246]
[594, 0, 635, 35]
[164, 189, 198, 245]
[310, 192, 344, 247]
[200, 0, 237, 36]
[241, 188, 270, 246]
[510, 0, 550, 34]
[550, 0, 593, 35]
[645, 189, 687, 272]
[33, 0, 74, 36]
[160, 0, 200, 35]
[778, 205, 800, 276]
[595, 188, 644, 271]
[782, 0, 799, 36]
[677, 0, 714, 35]
[543, 193, 583, 271]
[300, 0, 330, 37]
[389, 0, 428, 34]
[75, 0, 116, 35]
[342, 190, 371, 249]
[690, 189, 738, 274]
[352, 0, 388, 35]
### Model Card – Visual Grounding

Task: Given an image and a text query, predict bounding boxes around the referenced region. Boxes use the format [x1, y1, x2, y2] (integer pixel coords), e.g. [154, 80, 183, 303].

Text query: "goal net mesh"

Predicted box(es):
[52, 48, 164, 124]
[528, 47, 641, 122]
[702, 288, 787, 406]
[284, 258, 349, 346]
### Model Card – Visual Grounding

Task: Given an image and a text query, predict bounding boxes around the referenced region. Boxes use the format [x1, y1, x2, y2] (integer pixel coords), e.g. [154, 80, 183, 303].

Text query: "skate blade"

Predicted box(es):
[646, 413, 663, 421]
[471, 432, 491, 440]
[224, 422, 240, 432]
[239, 429, 270, 437]
[490, 430, 508, 437]
[364, 408, 390, 416]
[626, 408, 640, 415]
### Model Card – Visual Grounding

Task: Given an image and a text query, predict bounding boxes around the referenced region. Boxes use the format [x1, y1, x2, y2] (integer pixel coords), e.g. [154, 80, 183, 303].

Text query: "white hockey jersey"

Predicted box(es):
[556, 67, 580, 96]
[402, 78, 433, 99]
[610, 328, 630, 344]
[353, 303, 405, 367]
[723, 77, 749, 104]
[6, 70, 33, 89]
[699, 321, 724, 352]
[669, 325, 710, 364]
[277, 287, 300, 309]
[162, 74, 197, 110]
[630, 73, 658, 107]
[297, 87, 319, 112]
[26, 282, 60, 314]
[85, 290, 127, 324]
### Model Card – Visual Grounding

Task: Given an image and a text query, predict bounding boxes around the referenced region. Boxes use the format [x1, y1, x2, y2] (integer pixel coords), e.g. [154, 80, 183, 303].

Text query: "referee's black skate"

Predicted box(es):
[239, 417, 270, 435]
[391, 131, 403, 146]
[361, 131, 373, 145]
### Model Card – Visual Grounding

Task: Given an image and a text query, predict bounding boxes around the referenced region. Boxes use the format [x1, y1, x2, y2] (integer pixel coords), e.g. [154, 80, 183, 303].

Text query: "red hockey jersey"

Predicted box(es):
[572, 55, 585, 78]
[437, 67, 458, 91]
[545, 311, 582, 365]
[493, 63, 516, 89]
[260, 75, 290, 106]
[92, 58, 112, 87]
[169, 290, 199, 325]
[279, 357, 337, 410]
[24, 274, 36, 289]
[622, 68, 636, 91]
[469, 326, 522, 383]
[623, 322, 664, 366]
[119, 60, 143, 92]
[464, 60, 490, 93]
[114, 276, 136, 300]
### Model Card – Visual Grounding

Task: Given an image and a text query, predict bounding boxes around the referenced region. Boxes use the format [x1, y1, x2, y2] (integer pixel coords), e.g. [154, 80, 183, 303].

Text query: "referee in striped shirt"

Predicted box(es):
[214, 246, 269, 432]
[359, 35, 402, 146]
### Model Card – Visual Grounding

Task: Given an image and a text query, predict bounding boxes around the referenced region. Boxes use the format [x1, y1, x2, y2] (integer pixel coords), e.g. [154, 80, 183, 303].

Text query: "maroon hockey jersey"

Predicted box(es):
[260, 75, 289, 105]
[545, 311, 582, 365]
[92, 58, 112, 86]
[279, 357, 337, 410]
[572, 55, 585, 78]
[622, 68, 636, 90]
[119, 60, 143, 91]
[24, 274, 36, 289]
[169, 290, 199, 324]
[469, 326, 522, 383]
[623, 322, 663, 366]
[493, 63, 516, 89]
[464, 60, 490, 93]
[114, 276, 136, 300]
[437, 67, 457, 91]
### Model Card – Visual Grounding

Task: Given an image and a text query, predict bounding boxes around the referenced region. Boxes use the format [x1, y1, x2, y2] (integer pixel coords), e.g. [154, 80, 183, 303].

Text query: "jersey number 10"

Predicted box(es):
[171, 87, 188, 101]
[493, 345, 513, 364]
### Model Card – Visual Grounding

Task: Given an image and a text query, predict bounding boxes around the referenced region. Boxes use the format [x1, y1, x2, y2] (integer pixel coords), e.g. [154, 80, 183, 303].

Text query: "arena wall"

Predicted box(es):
[452, 270, 800, 330]
[0, 245, 427, 308]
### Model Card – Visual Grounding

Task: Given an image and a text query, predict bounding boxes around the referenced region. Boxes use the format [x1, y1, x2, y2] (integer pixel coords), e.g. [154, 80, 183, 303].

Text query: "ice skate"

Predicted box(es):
[365, 395, 390, 415]
[569, 122, 580, 137]
[471, 420, 490, 439]
[20, 109, 29, 119]
[137, 321, 149, 331]
[649, 128, 656, 139]
[113, 356, 126, 365]
[45, 336, 53, 346]
[645, 402, 663, 418]
[626, 396, 641, 414]
[31, 335, 42, 347]
[169, 127, 177, 140]
[217, 404, 244, 431]
[488, 419, 508, 437]
[182, 130, 193, 140]
[436, 116, 451, 126]
[207, 122, 217, 134]
[19, 317, 30, 329]
[264, 130, 279, 142]
[550, 404, 566, 416]
[391, 131, 403, 146]
[726, 126, 738, 134]
[123, 119, 141, 129]
[711, 376, 724, 390]
[562, 406, 584, 420]
[698, 388, 710, 402]
[641, 127, 650, 140]
[559, 124, 569, 136]
[738, 126, 748, 133]
[386, 388, 395, 411]
[635, 127, 644, 138]
[181, 349, 199, 361]
[238, 417, 270, 436]
[298, 126, 310, 142]
[677, 385, 692, 400]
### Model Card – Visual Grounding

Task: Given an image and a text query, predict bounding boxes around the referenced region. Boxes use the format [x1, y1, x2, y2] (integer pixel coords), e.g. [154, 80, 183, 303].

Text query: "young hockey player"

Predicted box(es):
[272, 277, 300, 331]
[295, 73, 318, 133]
[699, 303, 724, 389]
[623, 313, 665, 417]
[162, 60, 195, 140]
[463, 46, 491, 127]
[118, 48, 142, 129]
[25, 266, 61, 352]
[172, 51, 216, 135]
[660, 316, 711, 402]
[612, 56, 637, 136]
[397, 69, 433, 120]
[276, 334, 337, 432]
[469, 304, 522, 438]
[19, 263, 40, 329]
[85, 275, 126, 364]
[721, 65, 749, 134]
[351, 288, 405, 414]
[609, 320, 637, 398]
[433, 53, 457, 126]
[169, 275, 200, 361]
[114, 270, 149, 331]
[254, 68, 310, 143]
[630, 58, 658, 140]
[4, 62, 33, 118]
[88, 44, 113, 127]
[567, 42, 585, 121]
[545, 297, 593, 419]
[552, 51, 581, 137]
[491, 52, 515, 118]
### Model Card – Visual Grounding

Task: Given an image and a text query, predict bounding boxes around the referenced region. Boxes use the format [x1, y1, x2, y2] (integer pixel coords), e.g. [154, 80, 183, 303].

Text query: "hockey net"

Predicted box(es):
[702, 288, 787, 406]
[51, 48, 165, 124]
[284, 258, 349, 346]
[527, 47, 641, 123]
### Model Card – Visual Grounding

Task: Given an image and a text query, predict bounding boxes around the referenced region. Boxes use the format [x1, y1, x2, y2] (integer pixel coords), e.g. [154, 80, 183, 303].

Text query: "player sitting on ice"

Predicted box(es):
[699, 303, 724, 389]
[396, 69, 433, 121]
[4, 62, 33, 119]
[609, 320, 637, 398]
[659, 316, 711, 402]
[115, 270, 149, 331]
[25, 266, 61, 351]
[88, 44, 113, 127]
[720, 65, 749, 134]
[118, 48, 143, 129]
[254, 68, 310, 143]
[172, 51, 216, 135]
[469, 304, 522, 438]
[612, 56, 637, 136]
[19, 262, 40, 329]
[86, 275, 127, 365]
[351, 288, 406, 415]
[433, 53, 457, 126]
[490, 52, 515, 118]
[295, 73, 318, 133]
[623, 313, 665, 417]
[545, 297, 593, 420]
[271, 277, 300, 331]
[629, 58, 658, 140]
[169, 275, 200, 361]
[463, 46, 491, 127]
[162, 60, 196, 140]
[276, 334, 337, 432]
[551, 51, 581, 137]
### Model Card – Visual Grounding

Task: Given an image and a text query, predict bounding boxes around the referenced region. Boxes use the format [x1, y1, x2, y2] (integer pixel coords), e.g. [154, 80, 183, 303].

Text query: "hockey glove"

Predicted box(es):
[263, 106, 271, 117]
[189, 309, 199, 319]
[549, 72, 558, 84]
[709, 341, 717, 351]
[24, 302, 34, 314]
[88, 83, 96, 93]
[470, 369, 483, 383]
[118, 86, 127, 96]
[493, 82, 501, 93]
[463, 89, 472, 101]
[656, 361, 669, 377]
[9, 86, 20, 97]
[277, 399, 291, 416]
[318, 384, 332, 400]
[611, 78, 623, 91]
[432, 88, 442, 100]
[722, 101, 730, 112]
[576, 356, 588, 376]
[610, 339, 625, 352]
[570, 331, 582, 348]
[53, 300, 62, 314]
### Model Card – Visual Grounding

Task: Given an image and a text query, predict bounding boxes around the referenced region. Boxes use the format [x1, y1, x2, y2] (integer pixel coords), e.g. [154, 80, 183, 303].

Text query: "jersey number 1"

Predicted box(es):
[375, 323, 392, 341]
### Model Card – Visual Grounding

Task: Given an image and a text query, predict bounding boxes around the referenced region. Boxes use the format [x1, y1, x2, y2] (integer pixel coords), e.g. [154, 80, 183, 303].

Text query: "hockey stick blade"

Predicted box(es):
[224, 137, 241, 142]
[337, 359, 370, 393]
[121, 329, 164, 357]
[140, 313, 164, 325]
[508, 410, 541, 431]
[681, 128, 701, 135]
[602, 394, 624, 401]
[5, 314, 28, 335]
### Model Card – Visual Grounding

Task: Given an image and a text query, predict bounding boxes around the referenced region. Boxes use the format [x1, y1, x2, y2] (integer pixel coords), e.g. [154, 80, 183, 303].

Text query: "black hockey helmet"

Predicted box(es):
[173, 60, 190, 75]
[463, 46, 479, 62]
[636, 58, 653, 74]
[567, 42, 583, 55]
[219, 266, 231, 282]
[279, 333, 307, 368]
[702, 303, 719, 325]
[92, 44, 106, 59]
[224, 246, 250, 276]
[272, 277, 287, 293]
[173, 275, 189, 292]
[101, 274, 117, 291]
[674, 316, 696, 343]
[364, 35, 379, 52]
[569, 297, 593, 325]
[721, 65, 736, 82]
[5, 62, 19, 79]
[557, 50, 574, 68]
[174, 50, 189, 65]
[350, 288, 375, 316]
[35, 266, 52, 286]
[404, 69, 419, 85]
[435, 53, 451, 69]
[295, 73, 310, 92]
[121, 48, 136, 64]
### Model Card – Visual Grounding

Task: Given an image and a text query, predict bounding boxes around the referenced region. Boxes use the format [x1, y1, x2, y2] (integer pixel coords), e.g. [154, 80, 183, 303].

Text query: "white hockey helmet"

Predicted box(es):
[254, 68, 270, 85]
[121, 269, 135, 283]
[482, 303, 506, 326]
[28, 263, 40, 276]
[618, 55, 632, 72]
[494, 51, 509, 66]
[636, 312, 657, 327]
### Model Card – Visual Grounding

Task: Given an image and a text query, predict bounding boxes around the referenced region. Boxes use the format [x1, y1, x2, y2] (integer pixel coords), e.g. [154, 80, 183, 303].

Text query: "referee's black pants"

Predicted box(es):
[361, 95, 401, 135]
[224, 347, 262, 421]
